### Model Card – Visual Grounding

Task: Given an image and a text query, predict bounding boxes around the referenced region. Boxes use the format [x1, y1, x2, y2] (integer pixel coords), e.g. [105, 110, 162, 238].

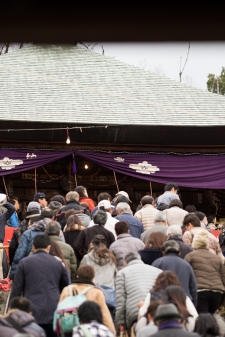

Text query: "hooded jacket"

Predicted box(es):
[9, 220, 46, 280]
[80, 250, 117, 288]
[0, 310, 45, 337]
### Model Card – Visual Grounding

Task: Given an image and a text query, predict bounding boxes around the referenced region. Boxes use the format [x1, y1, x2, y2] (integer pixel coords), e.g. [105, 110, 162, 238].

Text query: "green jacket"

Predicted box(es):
[49, 235, 77, 282]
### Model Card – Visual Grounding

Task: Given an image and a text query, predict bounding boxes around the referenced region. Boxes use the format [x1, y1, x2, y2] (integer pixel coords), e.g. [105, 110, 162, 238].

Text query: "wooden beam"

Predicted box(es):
[0, 139, 225, 153]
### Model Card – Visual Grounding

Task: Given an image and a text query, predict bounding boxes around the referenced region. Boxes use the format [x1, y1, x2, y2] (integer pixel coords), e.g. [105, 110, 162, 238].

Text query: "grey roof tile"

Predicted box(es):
[0, 45, 224, 126]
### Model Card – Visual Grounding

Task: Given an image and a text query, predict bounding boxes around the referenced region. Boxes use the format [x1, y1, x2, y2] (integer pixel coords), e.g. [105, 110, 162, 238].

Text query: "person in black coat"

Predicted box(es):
[152, 240, 197, 307]
[138, 231, 165, 265]
[74, 210, 115, 258]
[64, 214, 86, 266]
[11, 234, 69, 337]
[56, 191, 89, 230]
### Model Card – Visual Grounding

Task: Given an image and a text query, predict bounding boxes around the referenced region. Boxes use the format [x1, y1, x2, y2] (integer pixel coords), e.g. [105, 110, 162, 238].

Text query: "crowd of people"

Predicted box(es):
[0, 182, 224, 337]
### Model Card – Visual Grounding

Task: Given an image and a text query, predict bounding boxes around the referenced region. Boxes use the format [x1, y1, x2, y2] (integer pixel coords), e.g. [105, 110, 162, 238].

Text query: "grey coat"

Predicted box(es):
[109, 233, 145, 270]
[80, 250, 117, 288]
[115, 259, 162, 329]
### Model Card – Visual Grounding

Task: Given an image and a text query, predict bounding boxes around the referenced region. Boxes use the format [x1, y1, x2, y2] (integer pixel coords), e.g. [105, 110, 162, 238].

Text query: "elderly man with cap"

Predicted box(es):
[151, 304, 199, 337]
[33, 192, 48, 210]
[88, 200, 118, 239]
[152, 241, 197, 307]
[0, 194, 15, 278]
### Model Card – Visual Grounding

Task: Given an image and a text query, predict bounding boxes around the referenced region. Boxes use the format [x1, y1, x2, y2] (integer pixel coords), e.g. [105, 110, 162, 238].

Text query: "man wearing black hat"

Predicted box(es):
[34, 192, 47, 210]
[151, 304, 200, 337]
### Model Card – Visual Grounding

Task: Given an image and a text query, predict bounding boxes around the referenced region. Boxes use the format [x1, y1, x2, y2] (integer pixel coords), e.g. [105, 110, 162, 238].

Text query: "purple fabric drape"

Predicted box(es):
[0, 149, 73, 176]
[74, 150, 225, 189]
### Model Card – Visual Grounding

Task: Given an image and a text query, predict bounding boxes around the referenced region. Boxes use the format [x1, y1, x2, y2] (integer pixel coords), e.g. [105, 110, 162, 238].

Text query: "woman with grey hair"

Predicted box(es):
[167, 225, 192, 259]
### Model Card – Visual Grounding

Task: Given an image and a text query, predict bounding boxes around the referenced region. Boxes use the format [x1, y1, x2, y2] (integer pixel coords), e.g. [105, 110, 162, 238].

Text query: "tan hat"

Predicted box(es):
[116, 191, 131, 202]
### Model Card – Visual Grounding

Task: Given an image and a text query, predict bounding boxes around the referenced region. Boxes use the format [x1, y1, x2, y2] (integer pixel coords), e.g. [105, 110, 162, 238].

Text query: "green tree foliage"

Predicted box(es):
[207, 67, 225, 95]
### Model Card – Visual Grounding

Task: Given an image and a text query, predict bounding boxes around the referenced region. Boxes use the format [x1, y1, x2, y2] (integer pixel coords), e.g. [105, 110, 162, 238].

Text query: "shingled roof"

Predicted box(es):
[0, 44, 224, 126]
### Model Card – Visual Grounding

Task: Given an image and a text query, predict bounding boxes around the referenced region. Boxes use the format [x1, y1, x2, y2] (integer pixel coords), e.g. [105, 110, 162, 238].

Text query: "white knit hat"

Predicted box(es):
[192, 231, 209, 250]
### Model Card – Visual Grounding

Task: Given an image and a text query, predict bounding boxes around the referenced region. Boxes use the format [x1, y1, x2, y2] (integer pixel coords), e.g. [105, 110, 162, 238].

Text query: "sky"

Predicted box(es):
[91, 42, 225, 91]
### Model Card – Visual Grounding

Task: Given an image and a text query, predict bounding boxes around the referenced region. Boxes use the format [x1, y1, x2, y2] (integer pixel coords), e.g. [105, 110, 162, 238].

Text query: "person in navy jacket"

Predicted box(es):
[11, 234, 70, 337]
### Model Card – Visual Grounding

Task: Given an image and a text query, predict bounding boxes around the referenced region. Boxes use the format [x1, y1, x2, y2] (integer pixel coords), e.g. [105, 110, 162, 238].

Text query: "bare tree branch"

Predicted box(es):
[90, 43, 97, 51]
[79, 42, 89, 49]
[179, 42, 190, 82]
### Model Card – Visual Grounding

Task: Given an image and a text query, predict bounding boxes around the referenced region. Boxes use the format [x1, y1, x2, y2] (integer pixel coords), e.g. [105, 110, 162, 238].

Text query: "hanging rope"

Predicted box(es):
[2, 177, 9, 199]
[74, 173, 78, 187]
[150, 181, 153, 196]
[34, 168, 37, 194]
[113, 171, 119, 192]
[69, 163, 72, 191]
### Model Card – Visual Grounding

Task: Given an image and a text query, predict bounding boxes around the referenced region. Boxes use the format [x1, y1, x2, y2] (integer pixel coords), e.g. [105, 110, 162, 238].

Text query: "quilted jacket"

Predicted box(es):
[185, 248, 225, 291]
[115, 259, 162, 329]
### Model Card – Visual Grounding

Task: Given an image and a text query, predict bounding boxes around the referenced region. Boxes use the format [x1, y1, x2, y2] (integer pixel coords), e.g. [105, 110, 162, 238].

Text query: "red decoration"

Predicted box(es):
[0, 277, 11, 292]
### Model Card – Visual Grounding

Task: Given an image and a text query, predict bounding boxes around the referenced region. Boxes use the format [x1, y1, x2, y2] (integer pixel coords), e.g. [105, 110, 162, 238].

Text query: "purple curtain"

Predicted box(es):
[74, 150, 225, 189]
[0, 149, 73, 176]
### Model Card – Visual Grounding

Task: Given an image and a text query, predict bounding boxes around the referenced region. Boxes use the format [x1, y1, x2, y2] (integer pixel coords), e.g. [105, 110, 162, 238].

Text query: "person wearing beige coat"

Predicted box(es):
[185, 231, 225, 314]
[59, 265, 116, 334]
[165, 199, 188, 227]
[134, 196, 158, 231]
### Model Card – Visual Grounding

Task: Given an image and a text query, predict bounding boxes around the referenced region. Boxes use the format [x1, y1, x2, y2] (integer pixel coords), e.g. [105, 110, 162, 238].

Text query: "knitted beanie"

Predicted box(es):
[192, 231, 209, 249]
